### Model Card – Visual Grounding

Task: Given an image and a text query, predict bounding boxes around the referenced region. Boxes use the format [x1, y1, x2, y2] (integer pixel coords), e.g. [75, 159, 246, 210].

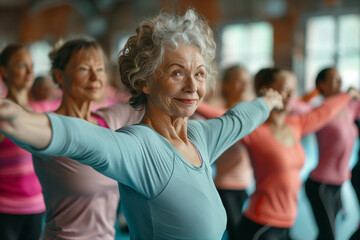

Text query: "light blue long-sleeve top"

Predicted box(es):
[17, 98, 269, 240]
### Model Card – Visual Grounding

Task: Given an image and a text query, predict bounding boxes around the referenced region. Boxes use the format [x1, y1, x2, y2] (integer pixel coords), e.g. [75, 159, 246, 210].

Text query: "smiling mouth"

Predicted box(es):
[174, 98, 197, 104]
[86, 87, 100, 91]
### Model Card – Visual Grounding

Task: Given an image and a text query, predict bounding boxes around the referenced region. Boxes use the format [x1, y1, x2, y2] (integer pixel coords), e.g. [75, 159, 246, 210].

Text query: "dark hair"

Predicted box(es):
[254, 67, 282, 96]
[315, 67, 334, 91]
[0, 44, 26, 82]
[49, 38, 101, 84]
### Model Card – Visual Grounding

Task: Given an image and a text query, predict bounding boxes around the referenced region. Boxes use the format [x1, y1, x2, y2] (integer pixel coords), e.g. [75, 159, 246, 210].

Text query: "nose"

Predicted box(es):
[184, 75, 197, 93]
[26, 65, 33, 75]
[89, 68, 99, 81]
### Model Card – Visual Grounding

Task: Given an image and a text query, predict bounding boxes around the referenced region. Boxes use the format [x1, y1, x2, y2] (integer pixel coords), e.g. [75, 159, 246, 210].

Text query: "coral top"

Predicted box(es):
[242, 93, 350, 227]
[309, 100, 360, 185]
[197, 94, 351, 227]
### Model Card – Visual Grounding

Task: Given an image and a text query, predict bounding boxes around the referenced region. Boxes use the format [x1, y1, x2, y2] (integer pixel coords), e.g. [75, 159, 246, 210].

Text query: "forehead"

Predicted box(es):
[162, 45, 204, 67]
[274, 71, 296, 87]
[69, 47, 103, 65]
[9, 48, 31, 63]
[325, 69, 340, 80]
[231, 68, 250, 80]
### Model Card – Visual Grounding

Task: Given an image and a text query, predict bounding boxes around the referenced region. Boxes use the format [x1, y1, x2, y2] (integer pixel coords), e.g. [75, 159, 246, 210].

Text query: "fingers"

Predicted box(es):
[260, 88, 284, 111]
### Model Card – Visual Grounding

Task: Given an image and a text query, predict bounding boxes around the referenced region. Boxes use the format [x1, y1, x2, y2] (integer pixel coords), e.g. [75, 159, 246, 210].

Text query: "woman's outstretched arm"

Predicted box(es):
[0, 99, 52, 149]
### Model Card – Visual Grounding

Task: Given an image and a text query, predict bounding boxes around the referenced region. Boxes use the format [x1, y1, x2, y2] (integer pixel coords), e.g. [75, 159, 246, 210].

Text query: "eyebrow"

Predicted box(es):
[166, 63, 206, 69]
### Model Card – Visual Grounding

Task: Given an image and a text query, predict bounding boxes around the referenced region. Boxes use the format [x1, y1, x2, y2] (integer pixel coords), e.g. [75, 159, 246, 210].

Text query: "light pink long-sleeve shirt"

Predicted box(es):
[309, 100, 360, 185]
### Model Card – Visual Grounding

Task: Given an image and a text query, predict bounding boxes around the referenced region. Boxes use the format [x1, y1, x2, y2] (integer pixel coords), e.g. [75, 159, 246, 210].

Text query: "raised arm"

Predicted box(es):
[189, 89, 283, 163]
[295, 91, 355, 136]
[0, 99, 52, 149]
[196, 89, 283, 120]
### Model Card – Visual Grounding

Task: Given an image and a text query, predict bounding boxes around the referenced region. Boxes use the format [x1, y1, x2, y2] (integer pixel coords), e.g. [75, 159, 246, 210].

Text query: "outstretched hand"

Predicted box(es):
[347, 87, 360, 100]
[0, 99, 25, 133]
[0, 98, 52, 149]
[259, 88, 284, 111]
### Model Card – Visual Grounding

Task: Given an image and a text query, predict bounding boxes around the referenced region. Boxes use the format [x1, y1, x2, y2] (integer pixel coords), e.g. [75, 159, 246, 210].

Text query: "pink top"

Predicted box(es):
[33, 104, 144, 240]
[214, 142, 253, 190]
[0, 102, 55, 214]
[0, 137, 45, 214]
[309, 100, 360, 185]
[30, 100, 61, 112]
[0, 100, 56, 215]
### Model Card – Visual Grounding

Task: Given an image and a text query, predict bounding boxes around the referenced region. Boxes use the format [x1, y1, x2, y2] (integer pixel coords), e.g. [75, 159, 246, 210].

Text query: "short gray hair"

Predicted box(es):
[118, 9, 217, 108]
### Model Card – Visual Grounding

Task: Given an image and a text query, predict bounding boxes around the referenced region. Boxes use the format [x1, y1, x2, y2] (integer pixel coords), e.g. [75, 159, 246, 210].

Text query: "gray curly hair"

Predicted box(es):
[118, 9, 217, 108]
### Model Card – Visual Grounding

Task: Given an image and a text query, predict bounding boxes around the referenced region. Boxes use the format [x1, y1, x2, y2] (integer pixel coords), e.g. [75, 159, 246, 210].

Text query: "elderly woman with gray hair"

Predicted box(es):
[0, 9, 282, 239]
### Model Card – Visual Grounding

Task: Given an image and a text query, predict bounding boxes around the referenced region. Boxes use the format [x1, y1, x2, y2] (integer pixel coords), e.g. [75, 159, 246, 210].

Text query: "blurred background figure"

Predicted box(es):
[213, 65, 254, 240]
[305, 67, 360, 240]
[30, 75, 61, 101]
[0, 44, 45, 240]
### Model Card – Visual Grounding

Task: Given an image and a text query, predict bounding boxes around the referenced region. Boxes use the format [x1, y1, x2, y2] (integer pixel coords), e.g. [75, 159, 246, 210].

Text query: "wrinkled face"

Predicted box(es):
[143, 45, 207, 118]
[223, 68, 251, 99]
[269, 70, 296, 111]
[319, 68, 342, 97]
[59, 48, 106, 102]
[4, 48, 34, 91]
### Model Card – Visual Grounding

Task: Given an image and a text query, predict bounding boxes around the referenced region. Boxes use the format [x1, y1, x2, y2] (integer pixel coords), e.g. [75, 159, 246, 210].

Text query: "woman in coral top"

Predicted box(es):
[238, 68, 360, 239]
[197, 67, 358, 239]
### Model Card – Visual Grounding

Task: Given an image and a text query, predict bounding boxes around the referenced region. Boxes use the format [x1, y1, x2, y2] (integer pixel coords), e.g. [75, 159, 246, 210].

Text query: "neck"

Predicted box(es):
[266, 109, 287, 127]
[7, 87, 30, 108]
[141, 102, 189, 143]
[55, 94, 96, 124]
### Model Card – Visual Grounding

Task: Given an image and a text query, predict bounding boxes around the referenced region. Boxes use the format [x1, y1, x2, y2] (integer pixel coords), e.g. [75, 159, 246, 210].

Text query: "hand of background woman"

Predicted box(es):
[259, 88, 284, 111]
[347, 87, 360, 100]
[0, 98, 52, 149]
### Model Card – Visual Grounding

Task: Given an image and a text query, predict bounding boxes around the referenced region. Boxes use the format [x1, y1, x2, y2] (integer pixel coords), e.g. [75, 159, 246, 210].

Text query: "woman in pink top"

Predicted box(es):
[213, 65, 254, 240]
[197, 67, 358, 239]
[0, 44, 45, 240]
[305, 67, 360, 240]
[32, 38, 143, 239]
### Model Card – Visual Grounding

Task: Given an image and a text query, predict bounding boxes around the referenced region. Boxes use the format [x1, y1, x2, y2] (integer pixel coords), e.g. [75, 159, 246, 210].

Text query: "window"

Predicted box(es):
[305, 13, 360, 91]
[220, 21, 274, 74]
[28, 41, 52, 78]
[111, 34, 132, 64]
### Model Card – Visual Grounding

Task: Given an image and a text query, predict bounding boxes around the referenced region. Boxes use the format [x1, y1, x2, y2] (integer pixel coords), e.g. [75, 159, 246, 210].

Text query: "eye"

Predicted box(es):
[171, 71, 184, 80]
[195, 71, 206, 79]
[18, 62, 26, 68]
[97, 67, 104, 72]
[79, 66, 88, 71]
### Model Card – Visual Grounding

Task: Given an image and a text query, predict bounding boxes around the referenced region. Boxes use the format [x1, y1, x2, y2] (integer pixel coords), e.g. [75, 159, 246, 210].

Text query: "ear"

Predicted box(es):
[54, 69, 65, 87]
[142, 84, 150, 95]
[317, 81, 325, 93]
[0, 66, 8, 81]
